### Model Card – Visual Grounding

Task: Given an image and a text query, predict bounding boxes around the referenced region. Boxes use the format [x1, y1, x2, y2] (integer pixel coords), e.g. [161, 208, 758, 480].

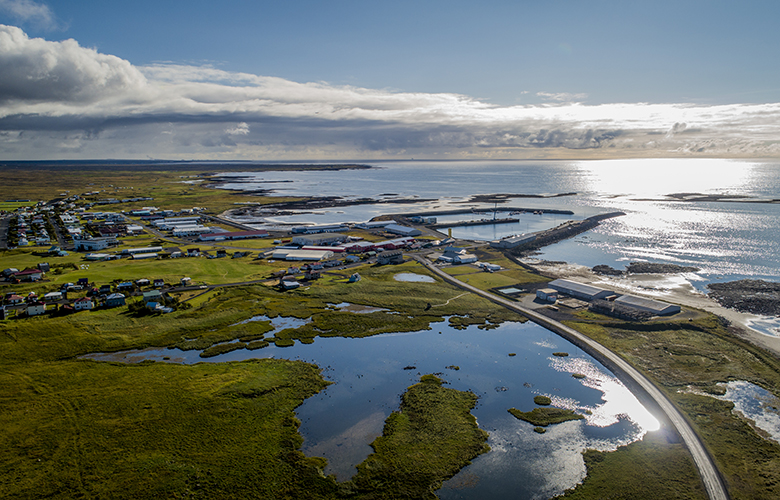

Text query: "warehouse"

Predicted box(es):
[548, 279, 614, 301]
[291, 233, 348, 246]
[384, 224, 422, 237]
[614, 295, 681, 316]
[272, 249, 335, 261]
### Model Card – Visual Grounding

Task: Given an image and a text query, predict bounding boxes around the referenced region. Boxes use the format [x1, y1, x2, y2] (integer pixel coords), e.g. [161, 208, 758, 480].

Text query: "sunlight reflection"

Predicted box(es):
[573, 158, 755, 198]
[549, 357, 661, 432]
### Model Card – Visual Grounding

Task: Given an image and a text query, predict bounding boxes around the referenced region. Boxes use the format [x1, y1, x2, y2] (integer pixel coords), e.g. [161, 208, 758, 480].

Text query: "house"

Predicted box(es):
[26, 301, 46, 316]
[280, 280, 301, 290]
[216, 249, 227, 258]
[77, 278, 90, 287]
[153, 279, 165, 288]
[377, 250, 404, 265]
[2, 268, 19, 277]
[37, 262, 50, 272]
[304, 269, 321, 280]
[135, 278, 151, 287]
[43, 291, 63, 302]
[5, 294, 23, 305]
[180, 277, 191, 286]
[73, 297, 94, 311]
[104, 293, 126, 308]
[12, 268, 43, 282]
[143, 290, 163, 303]
[116, 282, 134, 292]
[349, 273, 361, 283]
[187, 248, 200, 257]
[98, 284, 112, 294]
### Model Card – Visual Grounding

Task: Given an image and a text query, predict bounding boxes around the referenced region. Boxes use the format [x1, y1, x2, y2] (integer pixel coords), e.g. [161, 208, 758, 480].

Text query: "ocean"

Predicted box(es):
[220, 158, 780, 289]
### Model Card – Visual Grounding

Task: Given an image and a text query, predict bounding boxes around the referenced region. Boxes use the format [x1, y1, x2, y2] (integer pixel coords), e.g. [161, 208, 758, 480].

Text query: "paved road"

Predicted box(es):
[412, 255, 730, 500]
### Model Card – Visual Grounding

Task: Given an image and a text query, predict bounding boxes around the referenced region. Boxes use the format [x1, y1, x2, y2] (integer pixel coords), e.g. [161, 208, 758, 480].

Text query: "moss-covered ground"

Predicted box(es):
[508, 407, 584, 426]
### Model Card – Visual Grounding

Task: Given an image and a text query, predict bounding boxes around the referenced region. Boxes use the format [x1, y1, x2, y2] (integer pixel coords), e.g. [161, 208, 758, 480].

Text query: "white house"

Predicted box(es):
[73, 297, 94, 311]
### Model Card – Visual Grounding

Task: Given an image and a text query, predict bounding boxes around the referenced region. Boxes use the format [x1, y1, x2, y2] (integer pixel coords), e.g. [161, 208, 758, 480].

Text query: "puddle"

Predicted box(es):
[394, 273, 436, 283]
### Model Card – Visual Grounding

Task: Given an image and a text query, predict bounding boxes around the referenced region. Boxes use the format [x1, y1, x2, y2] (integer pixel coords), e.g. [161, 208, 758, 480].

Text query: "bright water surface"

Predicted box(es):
[86, 318, 659, 499]
[189, 159, 780, 496]
[222, 159, 780, 288]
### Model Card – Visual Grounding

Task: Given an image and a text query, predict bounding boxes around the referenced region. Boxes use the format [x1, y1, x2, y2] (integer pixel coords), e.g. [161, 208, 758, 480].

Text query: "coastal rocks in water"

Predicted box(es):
[593, 262, 700, 275]
[592, 264, 624, 276]
[625, 262, 700, 274]
[708, 279, 780, 316]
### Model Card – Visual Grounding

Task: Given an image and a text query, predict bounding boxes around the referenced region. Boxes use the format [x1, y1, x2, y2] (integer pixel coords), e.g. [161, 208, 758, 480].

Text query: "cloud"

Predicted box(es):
[0, 0, 56, 30]
[536, 91, 588, 103]
[1, 25, 780, 159]
[0, 25, 148, 103]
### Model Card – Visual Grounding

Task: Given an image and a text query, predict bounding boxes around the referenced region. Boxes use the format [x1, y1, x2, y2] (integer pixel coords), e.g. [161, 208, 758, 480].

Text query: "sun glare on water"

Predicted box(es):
[574, 158, 756, 198]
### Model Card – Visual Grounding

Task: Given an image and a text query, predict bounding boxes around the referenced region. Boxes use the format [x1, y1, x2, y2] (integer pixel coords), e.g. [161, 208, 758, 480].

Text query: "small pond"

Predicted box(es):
[717, 381, 780, 444]
[394, 272, 436, 283]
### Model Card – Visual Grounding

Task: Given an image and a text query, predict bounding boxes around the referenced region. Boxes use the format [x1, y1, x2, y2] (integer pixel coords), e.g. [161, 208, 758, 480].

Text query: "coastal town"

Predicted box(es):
[0, 189, 683, 327]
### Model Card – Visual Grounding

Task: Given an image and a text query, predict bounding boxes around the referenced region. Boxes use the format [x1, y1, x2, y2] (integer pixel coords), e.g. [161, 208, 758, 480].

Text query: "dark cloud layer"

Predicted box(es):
[1, 25, 780, 159]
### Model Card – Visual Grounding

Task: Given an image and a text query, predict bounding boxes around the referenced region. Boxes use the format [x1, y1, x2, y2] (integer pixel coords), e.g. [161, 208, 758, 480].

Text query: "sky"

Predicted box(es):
[2, 0, 780, 160]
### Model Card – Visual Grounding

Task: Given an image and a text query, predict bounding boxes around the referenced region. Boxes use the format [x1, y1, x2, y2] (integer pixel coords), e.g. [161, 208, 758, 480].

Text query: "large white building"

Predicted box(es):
[75, 237, 118, 251]
[548, 279, 614, 301]
[272, 249, 334, 261]
[614, 295, 681, 316]
[291, 233, 348, 246]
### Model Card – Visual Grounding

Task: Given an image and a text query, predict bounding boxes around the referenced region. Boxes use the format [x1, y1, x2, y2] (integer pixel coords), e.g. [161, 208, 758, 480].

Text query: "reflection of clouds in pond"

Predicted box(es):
[302, 411, 386, 481]
[534, 339, 557, 349]
[549, 356, 660, 432]
[720, 381, 780, 444]
[394, 273, 436, 283]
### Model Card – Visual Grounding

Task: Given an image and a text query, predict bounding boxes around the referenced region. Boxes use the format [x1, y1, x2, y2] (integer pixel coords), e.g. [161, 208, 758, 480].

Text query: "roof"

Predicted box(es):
[106, 293, 125, 300]
[548, 279, 613, 299]
[614, 294, 681, 315]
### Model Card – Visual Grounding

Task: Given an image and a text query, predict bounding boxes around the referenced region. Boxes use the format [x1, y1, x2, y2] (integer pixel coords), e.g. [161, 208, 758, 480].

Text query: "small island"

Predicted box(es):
[508, 407, 585, 427]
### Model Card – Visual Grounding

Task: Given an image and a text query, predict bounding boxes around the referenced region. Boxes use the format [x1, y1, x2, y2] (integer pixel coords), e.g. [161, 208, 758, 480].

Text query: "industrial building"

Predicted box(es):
[547, 279, 615, 301]
[272, 249, 335, 261]
[614, 295, 681, 316]
[291, 233, 348, 246]
[384, 224, 422, 237]
[489, 233, 537, 249]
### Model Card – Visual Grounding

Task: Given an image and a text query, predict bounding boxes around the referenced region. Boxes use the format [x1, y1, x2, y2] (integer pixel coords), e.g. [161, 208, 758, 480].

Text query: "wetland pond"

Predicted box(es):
[86, 316, 660, 499]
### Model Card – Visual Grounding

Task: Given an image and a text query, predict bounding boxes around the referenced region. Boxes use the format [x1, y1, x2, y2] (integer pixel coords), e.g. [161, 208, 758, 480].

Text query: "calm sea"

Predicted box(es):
[221, 158, 780, 288]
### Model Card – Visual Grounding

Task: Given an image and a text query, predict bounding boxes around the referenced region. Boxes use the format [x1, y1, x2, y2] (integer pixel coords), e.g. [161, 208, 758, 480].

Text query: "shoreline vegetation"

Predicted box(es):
[2, 162, 780, 498]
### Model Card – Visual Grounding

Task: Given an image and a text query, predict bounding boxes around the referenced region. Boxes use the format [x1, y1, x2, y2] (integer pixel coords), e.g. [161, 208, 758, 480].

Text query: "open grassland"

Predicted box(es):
[0, 358, 338, 500]
[563, 315, 780, 498]
[0, 164, 307, 215]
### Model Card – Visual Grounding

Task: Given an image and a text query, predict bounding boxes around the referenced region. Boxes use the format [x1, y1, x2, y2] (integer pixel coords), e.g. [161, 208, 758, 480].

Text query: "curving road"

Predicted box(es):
[412, 255, 729, 500]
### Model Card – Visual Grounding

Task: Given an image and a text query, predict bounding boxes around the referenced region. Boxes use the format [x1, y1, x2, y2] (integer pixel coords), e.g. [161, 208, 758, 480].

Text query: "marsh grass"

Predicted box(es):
[0, 358, 341, 499]
[347, 375, 490, 499]
[559, 432, 706, 499]
[563, 316, 780, 497]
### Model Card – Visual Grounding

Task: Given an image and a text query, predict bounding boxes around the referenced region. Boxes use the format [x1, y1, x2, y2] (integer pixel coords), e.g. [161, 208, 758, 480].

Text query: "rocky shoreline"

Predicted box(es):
[707, 279, 780, 316]
[593, 262, 701, 275]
